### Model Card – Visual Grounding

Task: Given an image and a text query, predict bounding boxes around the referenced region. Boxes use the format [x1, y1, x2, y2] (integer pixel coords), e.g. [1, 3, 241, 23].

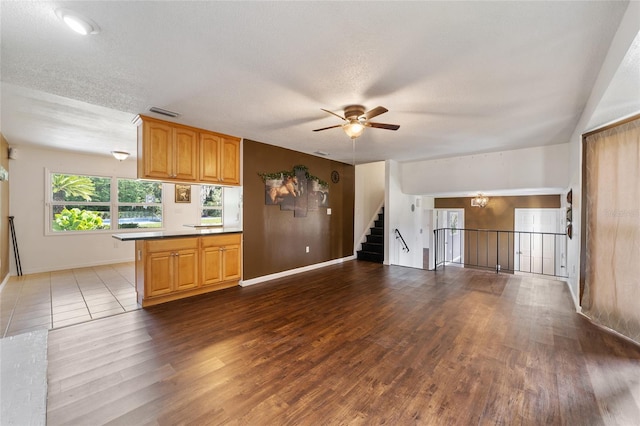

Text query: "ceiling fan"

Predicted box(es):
[313, 105, 400, 139]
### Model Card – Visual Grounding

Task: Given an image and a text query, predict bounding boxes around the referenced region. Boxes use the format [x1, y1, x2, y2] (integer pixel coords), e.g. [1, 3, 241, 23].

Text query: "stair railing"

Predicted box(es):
[433, 227, 567, 278]
[394, 228, 409, 253]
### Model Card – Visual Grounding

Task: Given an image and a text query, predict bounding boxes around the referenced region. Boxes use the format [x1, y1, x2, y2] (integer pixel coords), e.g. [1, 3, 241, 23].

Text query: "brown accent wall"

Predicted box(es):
[435, 195, 561, 271]
[243, 140, 354, 280]
[1, 135, 10, 280]
[435, 195, 561, 230]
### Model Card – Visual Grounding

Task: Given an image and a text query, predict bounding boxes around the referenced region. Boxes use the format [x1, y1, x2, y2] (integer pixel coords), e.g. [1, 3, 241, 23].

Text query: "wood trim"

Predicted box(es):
[580, 134, 588, 305]
[582, 112, 640, 139]
[139, 280, 238, 307]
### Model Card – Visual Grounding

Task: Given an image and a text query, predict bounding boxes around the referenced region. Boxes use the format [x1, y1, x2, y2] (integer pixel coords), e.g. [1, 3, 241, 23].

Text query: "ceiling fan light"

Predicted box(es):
[343, 121, 365, 139]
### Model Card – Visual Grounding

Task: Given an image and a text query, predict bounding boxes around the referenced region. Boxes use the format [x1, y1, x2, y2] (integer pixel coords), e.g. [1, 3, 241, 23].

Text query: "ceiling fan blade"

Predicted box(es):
[366, 122, 400, 130]
[364, 106, 388, 120]
[313, 124, 343, 132]
[321, 108, 346, 121]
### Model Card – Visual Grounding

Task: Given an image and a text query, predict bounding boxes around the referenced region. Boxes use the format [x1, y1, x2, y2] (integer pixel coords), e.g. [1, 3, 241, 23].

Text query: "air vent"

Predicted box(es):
[148, 106, 180, 118]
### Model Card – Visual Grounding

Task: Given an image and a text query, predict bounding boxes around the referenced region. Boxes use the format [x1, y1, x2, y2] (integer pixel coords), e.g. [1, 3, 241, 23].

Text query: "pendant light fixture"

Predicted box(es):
[111, 151, 130, 161]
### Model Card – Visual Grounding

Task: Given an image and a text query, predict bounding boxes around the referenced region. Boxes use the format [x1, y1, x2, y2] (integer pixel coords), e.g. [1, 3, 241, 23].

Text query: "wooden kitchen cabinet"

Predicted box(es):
[136, 117, 198, 181]
[135, 114, 240, 185]
[134, 233, 242, 307]
[201, 233, 242, 289]
[145, 238, 198, 295]
[199, 132, 241, 185]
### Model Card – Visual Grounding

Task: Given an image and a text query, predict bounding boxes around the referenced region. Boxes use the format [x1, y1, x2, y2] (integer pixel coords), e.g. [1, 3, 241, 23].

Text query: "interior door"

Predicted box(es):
[514, 209, 563, 275]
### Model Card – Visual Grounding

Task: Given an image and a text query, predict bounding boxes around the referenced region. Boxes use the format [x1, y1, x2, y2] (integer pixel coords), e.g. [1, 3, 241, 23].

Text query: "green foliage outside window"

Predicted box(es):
[49, 173, 163, 232]
[53, 208, 106, 231]
[201, 185, 223, 225]
[52, 174, 99, 201]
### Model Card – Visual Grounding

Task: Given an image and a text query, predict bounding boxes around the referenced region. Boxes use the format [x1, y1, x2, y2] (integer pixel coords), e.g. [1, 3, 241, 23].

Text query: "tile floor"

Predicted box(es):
[1, 262, 139, 338]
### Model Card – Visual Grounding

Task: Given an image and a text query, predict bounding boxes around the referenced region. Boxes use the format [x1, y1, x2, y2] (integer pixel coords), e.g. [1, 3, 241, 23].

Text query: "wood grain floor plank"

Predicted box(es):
[46, 261, 640, 424]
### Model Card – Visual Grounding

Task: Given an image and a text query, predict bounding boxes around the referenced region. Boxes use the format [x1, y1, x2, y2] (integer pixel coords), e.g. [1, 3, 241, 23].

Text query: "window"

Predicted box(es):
[117, 179, 163, 229]
[201, 185, 223, 225]
[48, 172, 163, 233]
[50, 173, 111, 231]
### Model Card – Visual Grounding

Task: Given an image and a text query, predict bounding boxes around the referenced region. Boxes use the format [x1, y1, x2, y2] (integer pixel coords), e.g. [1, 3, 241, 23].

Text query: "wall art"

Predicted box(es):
[175, 184, 191, 203]
[259, 165, 329, 217]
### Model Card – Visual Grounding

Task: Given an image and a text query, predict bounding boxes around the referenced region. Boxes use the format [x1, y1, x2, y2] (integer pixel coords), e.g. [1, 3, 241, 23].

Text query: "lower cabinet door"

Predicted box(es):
[201, 246, 222, 286]
[146, 252, 174, 297]
[175, 248, 199, 291]
[222, 245, 241, 281]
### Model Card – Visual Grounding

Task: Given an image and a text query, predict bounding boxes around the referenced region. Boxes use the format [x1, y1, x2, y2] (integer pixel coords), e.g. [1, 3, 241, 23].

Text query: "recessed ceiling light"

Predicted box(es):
[314, 151, 330, 156]
[55, 9, 100, 35]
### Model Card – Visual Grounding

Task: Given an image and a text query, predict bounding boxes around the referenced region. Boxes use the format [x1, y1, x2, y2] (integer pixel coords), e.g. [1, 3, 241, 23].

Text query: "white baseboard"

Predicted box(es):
[11, 258, 135, 276]
[240, 255, 357, 287]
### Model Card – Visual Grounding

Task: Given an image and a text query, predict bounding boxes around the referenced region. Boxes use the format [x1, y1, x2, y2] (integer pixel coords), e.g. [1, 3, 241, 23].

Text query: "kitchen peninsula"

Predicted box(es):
[113, 227, 242, 307]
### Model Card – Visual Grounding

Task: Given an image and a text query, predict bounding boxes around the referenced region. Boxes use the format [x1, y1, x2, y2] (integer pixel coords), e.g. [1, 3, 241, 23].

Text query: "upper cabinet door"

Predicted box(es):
[173, 127, 198, 181]
[199, 132, 221, 183]
[221, 137, 241, 185]
[143, 120, 173, 179]
[136, 115, 240, 185]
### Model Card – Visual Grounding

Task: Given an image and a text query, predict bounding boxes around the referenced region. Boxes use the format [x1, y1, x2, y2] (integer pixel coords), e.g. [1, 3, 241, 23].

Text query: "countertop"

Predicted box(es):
[112, 227, 242, 241]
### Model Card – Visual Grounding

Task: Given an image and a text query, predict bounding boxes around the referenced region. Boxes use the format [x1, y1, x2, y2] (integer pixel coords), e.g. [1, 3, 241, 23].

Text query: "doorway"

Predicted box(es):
[435, 209, 465, 266]
[514, 209, 565, 275]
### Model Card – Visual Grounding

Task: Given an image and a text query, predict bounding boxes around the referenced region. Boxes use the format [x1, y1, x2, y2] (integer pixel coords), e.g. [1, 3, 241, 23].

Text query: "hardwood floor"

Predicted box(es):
[46, 261, 640, 425]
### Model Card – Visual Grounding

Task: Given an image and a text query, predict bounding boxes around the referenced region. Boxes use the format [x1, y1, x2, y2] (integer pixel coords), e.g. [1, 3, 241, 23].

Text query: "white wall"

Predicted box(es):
[354, 161, 385, 251]
[400, 144, 569, 196]
[8, 146, 241, 275]
[385, 160, 423, 268]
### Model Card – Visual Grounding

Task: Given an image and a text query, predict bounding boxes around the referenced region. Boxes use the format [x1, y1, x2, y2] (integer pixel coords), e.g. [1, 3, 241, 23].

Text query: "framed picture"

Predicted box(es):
[175, 184, 191, 203]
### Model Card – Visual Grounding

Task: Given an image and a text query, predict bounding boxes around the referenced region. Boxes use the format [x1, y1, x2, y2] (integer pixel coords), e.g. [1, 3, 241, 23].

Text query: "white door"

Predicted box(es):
[514, 209, 565, 275]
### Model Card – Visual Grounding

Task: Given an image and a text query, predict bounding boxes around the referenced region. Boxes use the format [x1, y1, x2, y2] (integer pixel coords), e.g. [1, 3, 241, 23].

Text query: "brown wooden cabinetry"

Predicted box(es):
[139, 238, 199, 301]
[199, 133, 241, 185]
[201, 233, 242, 289]
[137, 116, 198, 181]
[135, 115, 240, 185]
[135, 233, 242, 307]
[199, 132, 221, 184]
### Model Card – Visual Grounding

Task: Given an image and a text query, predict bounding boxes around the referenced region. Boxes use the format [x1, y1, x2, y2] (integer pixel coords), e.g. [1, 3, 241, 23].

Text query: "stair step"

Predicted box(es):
[370, 227, 384, 236]
[366, 234, 383, 244]
[361, 242, 383, 253]
[374, 219, 384, 228]
[357, 250, 383, 263]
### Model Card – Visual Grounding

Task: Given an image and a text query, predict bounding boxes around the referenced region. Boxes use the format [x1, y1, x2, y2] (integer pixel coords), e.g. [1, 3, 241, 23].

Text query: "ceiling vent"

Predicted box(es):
[148, 107, 180, 118]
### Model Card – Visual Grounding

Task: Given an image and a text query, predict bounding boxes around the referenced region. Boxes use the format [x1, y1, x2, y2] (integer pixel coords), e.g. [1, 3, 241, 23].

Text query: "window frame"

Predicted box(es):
[45, 170, 165, 235]
[200, 185, 224, 227]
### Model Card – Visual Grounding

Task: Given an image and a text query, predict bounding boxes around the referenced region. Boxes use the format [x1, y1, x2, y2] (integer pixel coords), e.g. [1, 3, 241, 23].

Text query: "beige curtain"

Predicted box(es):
[583, 118, 640, 343]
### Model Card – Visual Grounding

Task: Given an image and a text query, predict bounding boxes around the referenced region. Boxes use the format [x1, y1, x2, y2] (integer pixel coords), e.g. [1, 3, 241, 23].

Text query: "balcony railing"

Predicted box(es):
[434, 228, 567, 278]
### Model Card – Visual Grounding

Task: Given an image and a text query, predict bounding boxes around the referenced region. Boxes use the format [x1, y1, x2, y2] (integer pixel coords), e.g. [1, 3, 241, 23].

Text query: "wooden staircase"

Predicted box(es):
[357, 207, 384, 263]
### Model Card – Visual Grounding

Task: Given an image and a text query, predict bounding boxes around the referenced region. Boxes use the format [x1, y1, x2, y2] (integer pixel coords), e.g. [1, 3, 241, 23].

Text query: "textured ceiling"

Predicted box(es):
[0, 1, 634, 164]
